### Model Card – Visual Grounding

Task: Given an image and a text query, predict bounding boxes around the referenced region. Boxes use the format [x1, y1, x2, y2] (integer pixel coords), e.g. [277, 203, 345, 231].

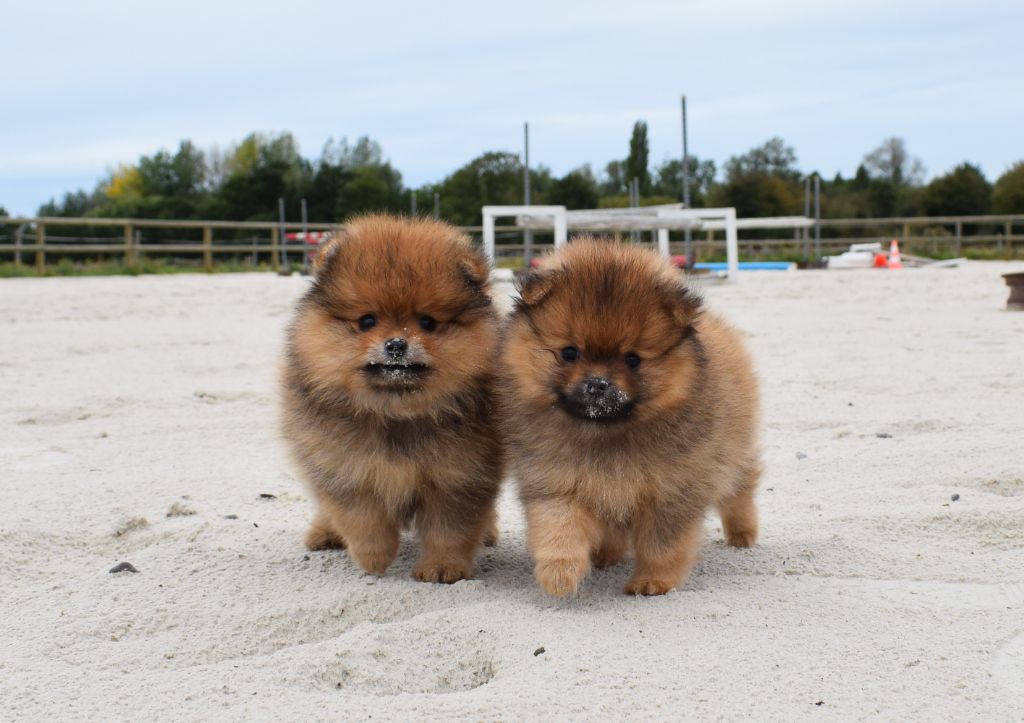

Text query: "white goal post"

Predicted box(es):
[482, 204, 743, 281]
[655, 207, 740, 279]
[481, 206, 567, 265]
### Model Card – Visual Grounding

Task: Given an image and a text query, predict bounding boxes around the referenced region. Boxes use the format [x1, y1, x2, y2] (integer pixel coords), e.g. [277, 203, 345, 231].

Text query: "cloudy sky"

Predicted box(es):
[2, 0, 1021, 215]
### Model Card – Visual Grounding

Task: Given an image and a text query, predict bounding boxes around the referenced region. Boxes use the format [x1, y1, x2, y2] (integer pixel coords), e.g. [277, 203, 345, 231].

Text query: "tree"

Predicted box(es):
[652, 157, 717, 206]
[338, 164, 404, 217]
[137, 141, 206, 199]
[992, 162, 1024, 213]
[37, 189, 103, 217]
[724, 137, 800, 182]
[863, 137, 925, 186]
[0, 206, 7, 217]
[918, 163, 991, 216]
[434, 151, 524, 225]
[625, 121, 651, 193]
[713, 138, 801, 216]
[208, 132, 314, 221]
[549, 166, 599, 209]
[601, 160, 628, 195]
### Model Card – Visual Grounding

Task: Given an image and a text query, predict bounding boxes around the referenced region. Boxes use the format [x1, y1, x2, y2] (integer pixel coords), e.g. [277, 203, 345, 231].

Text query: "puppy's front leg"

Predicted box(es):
[626, 513, 703, 596]
[331, 496, 400, 575]
[525, 498, 601, 597]
[413, 494, 494, 584]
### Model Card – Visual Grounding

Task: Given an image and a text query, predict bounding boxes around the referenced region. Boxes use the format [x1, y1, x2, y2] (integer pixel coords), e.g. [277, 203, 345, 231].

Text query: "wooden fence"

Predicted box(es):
[0, 213, 1021, 273]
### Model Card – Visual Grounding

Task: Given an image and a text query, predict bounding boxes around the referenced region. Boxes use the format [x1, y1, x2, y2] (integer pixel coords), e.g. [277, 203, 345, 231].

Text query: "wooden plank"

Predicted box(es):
[124, 224, 134, 266]
[203, 226, 213, 270]
[35, 223, 45, 275]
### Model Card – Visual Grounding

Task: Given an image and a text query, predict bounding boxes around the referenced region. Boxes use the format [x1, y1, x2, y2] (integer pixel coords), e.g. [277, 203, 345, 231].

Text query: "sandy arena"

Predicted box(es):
[2, 263, 1023, 721]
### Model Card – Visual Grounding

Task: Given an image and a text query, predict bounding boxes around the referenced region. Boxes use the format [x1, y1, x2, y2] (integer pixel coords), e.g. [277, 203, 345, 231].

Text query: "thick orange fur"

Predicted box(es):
[281, 215, 503, 583]
[500, 238, 762, 596]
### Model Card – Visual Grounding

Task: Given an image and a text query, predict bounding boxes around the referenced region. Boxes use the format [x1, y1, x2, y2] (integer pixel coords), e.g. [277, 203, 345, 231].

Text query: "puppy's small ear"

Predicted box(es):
[312, 226, 349, 275]
[459, 250, 490, 293]
[515, 268, 561, 307]
[662, 279, 703, 329]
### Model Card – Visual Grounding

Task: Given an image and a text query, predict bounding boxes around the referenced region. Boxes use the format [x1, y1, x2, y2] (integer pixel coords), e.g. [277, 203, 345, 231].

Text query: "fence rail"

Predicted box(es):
[1, 213, 1021, 273]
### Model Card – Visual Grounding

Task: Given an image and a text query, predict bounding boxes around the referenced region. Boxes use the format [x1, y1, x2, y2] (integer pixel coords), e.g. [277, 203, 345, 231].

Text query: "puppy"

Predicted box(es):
[281, 215, 502, 583]
[501, 238, 761, 596]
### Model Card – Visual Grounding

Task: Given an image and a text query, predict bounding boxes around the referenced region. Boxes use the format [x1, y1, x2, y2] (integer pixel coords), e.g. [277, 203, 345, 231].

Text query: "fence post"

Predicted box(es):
[270, 226, 280, 271]
[124, 224, 134, 266]
[203, 226, 213, 271]
[954, 220, 962, 257]
[35, 223, 46, 275]
[902, 222, 911, 250]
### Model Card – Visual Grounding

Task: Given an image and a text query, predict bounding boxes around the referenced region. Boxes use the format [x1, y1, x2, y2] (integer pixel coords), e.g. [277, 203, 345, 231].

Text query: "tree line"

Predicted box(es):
[18, 123, 1024, 228]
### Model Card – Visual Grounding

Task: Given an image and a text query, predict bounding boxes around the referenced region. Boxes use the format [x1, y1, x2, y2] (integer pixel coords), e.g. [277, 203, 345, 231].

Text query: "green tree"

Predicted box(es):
[38, 188, 104, 217]
[548, 166, 599, 209]
[713, 138, 801, 216]
[918, 163, 991, 216]
[434, 151, 524, 225]
[724, 137, 800, 182]
[305, 136, 404, 221]
[652, 157, 717, 206]
[625, 121, 651, 193]
[992, 162, 1024, 213]
[210, 132, 311, 221]
[601, 160, 627, 195]
[338, 164, 404, 216]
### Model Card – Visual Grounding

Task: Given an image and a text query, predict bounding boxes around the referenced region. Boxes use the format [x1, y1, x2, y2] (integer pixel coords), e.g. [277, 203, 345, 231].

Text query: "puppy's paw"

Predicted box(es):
[724, 528, 758, 548]
[412, 559, 470, 584]
[304, 523, 345, 551]
[535, 558, 587, 597]
[624, 576, 675, 596]
[349, 549, 395, 575]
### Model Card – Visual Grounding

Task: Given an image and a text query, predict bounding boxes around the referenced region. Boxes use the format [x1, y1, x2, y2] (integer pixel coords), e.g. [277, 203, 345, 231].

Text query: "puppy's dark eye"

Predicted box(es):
[358, 314, 377, 331]
[419, 315, 437, 332]
[624, 352, 641, 369]
[561, 346, 579, 362]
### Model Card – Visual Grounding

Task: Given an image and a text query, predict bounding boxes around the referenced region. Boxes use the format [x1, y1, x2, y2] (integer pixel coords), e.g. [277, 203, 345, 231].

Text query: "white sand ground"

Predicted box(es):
[1, 263, 1023, 721]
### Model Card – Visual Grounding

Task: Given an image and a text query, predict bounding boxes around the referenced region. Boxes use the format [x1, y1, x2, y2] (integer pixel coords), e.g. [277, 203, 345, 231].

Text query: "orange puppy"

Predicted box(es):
[500, 238, 761, 596]
[281, 215, 503, 583]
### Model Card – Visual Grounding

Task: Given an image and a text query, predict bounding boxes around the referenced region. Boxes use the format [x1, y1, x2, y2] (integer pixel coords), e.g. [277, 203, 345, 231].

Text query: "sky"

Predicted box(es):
[2, 0, 1022, 216]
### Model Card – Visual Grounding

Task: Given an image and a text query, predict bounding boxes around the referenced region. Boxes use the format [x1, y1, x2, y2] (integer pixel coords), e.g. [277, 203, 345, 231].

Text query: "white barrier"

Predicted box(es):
[481, 206, 567, 265]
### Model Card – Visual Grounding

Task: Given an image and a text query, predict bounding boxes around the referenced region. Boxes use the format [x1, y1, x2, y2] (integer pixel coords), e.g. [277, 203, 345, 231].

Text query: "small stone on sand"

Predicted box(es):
[109, 562, 139, 574]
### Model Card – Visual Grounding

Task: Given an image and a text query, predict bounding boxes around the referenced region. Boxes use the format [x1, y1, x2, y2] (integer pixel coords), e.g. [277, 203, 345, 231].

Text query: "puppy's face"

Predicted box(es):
[290, 216, 495, 418]
[506, 240, 703, 427]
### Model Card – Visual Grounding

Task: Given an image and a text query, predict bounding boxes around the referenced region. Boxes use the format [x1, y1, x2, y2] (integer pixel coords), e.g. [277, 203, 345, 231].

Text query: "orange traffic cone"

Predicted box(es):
[888, 239, 903, 269]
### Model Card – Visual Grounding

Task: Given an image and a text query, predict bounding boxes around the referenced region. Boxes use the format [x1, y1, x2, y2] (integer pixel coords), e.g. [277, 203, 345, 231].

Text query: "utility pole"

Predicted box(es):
[804, 176, 811, 263]
[277, 197, 291, 276]
[433, 192, 440, 220]
[523, 121, 533, 268]
[814, 174, 821, 265]
[300, 198, 310, 275]
[681, 94, 692, 266]
[631, 177, 640, 244]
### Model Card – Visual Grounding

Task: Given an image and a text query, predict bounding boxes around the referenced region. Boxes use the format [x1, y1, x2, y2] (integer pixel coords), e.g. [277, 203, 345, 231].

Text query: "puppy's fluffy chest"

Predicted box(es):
[320, 407, 486, 500]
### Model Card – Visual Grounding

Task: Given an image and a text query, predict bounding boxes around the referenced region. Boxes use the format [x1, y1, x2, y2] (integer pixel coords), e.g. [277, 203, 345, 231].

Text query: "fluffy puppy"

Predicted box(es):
[281, 215, 502, 583]
[501, 238, 762, 596]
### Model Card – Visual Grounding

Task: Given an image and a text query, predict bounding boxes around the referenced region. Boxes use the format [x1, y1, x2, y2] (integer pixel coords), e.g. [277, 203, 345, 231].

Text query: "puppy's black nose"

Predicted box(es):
[583, 377, 610, 396]
[384, 337, 408, 359]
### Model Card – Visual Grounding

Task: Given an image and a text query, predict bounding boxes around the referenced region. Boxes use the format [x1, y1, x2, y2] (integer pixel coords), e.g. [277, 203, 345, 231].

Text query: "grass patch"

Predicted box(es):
[0, 257, 291, 278]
